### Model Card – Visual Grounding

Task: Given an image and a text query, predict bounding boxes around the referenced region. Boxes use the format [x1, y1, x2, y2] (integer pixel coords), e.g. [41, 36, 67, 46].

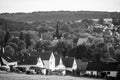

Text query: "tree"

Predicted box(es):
[35, 40, 51, 52]
[25, 33, 31, 48]
[81, 19, 94, 26]
[53, 41, 73, 57]
[4, 45, 15, 56]
[67, 44, 92, 60]
[8, 37, 20, 44]
[0, 28, 5, 47]
[112, 18, 120, 26]
[8, 42, 18, 52]
[98, 18, 104, 25]
[18, 40, 26, 51]
[19, 32, 24, 40]
[4, 31, 11, 44]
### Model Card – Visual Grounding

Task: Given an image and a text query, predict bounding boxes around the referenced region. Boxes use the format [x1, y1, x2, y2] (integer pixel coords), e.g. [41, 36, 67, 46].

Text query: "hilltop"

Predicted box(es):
[0, 11, 120, 22]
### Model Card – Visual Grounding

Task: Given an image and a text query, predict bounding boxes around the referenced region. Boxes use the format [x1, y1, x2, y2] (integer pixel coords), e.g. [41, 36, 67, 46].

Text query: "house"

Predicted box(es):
[49, 52, 62, 71]
[77, 37, 88, 45]
[86, 62, 120, 77]
[17, 55, 47, 69]
[38, 52, 52, 69]
[0, 53, 18, 68]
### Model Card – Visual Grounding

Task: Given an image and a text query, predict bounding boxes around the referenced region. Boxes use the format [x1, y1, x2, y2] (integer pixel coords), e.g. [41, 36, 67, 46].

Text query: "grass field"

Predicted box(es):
[0, 73, 105, 80]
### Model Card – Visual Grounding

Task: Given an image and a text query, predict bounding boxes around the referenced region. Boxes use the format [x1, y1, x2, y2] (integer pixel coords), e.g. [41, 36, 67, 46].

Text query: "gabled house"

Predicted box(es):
[38, 52, 52, 69]
[49, 52, 62, 71]
[18, 56, 43, 69]
[55, 57, 65, 70]
[0, 53, 18, 68]
[36, 52, 63, 71]
[86, 62, 120, 77]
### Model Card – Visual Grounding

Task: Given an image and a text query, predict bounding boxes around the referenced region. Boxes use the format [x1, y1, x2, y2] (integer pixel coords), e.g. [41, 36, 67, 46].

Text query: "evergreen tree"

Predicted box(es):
[98, 18, 104, 25]
[4, 30, 11, 44]
[25, 33, 31, 48]
[19, 32, 24, 40]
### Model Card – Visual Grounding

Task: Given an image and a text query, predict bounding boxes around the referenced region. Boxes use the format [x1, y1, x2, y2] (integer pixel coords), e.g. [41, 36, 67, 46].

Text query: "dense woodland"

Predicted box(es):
[0, 11, 120, 62]
[0, 11, 120, 22]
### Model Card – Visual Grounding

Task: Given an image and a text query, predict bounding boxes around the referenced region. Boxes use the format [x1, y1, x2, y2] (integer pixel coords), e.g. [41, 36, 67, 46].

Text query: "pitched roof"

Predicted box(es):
[86, 62, 120, 71]
[0, 57, 6, 66]
[0, 53, 18, 62]
[54, 53, 61, 66]
[37, 51, 52, 60]
[18, 56, 39, 65]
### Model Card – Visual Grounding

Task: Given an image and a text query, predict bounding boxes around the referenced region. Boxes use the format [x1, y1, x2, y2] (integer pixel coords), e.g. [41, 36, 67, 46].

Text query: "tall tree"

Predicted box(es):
[18, 40, 26, 51]
[4, 30, 11, 44]
[98, 18, 104, 25]
[19, 32, 24, 40]
[25, 33, 31, 48]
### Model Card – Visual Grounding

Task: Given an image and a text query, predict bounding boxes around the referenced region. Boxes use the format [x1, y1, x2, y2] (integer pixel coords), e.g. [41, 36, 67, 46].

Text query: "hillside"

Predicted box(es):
[0, 11, 119, 22]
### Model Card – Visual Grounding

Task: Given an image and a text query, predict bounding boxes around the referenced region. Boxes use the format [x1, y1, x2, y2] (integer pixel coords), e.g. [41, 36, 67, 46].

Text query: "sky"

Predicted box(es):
[0, 0, 120, 13]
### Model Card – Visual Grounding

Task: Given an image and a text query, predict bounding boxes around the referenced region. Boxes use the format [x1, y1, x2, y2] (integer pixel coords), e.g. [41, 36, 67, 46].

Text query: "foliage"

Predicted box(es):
[53, 41, 74, 57]
[25, 33, 32, 48]
[18, 40, 26, 51]
[4, 31, 11, 44]
[4, 45, 15, 56]
[34, 40, 51, 52]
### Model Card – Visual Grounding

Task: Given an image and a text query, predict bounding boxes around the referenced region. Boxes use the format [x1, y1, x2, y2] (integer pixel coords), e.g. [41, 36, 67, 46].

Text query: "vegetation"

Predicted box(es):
[0, 11, 120, 62]
[0, 11, 120, 22]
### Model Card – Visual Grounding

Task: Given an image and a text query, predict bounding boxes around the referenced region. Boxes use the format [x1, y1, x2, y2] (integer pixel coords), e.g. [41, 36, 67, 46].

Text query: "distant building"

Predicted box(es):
[77, 37, 88, 46]
[0, 54, 18, 68]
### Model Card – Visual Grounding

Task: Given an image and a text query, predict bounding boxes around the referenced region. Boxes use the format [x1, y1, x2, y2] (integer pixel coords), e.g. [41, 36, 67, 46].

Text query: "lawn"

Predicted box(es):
[0, 73, 105, 80]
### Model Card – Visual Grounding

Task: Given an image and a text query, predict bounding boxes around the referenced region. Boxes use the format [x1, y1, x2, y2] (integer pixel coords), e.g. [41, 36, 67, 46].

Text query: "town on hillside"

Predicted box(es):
[0, 17, 120, 80]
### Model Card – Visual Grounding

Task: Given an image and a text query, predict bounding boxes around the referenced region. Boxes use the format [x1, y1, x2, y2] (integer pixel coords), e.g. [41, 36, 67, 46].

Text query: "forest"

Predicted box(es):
[0, 11, 120, 62]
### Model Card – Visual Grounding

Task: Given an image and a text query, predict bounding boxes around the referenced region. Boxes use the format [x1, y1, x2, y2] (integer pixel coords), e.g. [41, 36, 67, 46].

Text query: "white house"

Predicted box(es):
[86, 62, 119, 77]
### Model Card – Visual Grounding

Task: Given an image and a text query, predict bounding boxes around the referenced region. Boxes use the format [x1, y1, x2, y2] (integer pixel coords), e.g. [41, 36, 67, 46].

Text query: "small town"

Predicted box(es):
[0, 0, 120, 80]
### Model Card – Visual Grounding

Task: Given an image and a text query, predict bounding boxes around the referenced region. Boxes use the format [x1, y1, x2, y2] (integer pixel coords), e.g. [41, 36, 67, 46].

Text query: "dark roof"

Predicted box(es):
[0, 53, 18, 62]
[54, 53, 61, 66]
[38, 52, 51, 60]
[62, 57, 74, 67]
[86, 62, 120, 71]
[18, 56, 39, 65]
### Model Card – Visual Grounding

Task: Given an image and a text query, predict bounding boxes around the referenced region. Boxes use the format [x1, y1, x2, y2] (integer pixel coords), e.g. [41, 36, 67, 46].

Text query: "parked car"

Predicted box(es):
[26, 69, 36, 74]
[29, 66, 45, 75]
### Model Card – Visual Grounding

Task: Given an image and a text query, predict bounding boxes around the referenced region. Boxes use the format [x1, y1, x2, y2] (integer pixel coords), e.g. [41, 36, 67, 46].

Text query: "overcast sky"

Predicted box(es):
[0, 0, 120, 13]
